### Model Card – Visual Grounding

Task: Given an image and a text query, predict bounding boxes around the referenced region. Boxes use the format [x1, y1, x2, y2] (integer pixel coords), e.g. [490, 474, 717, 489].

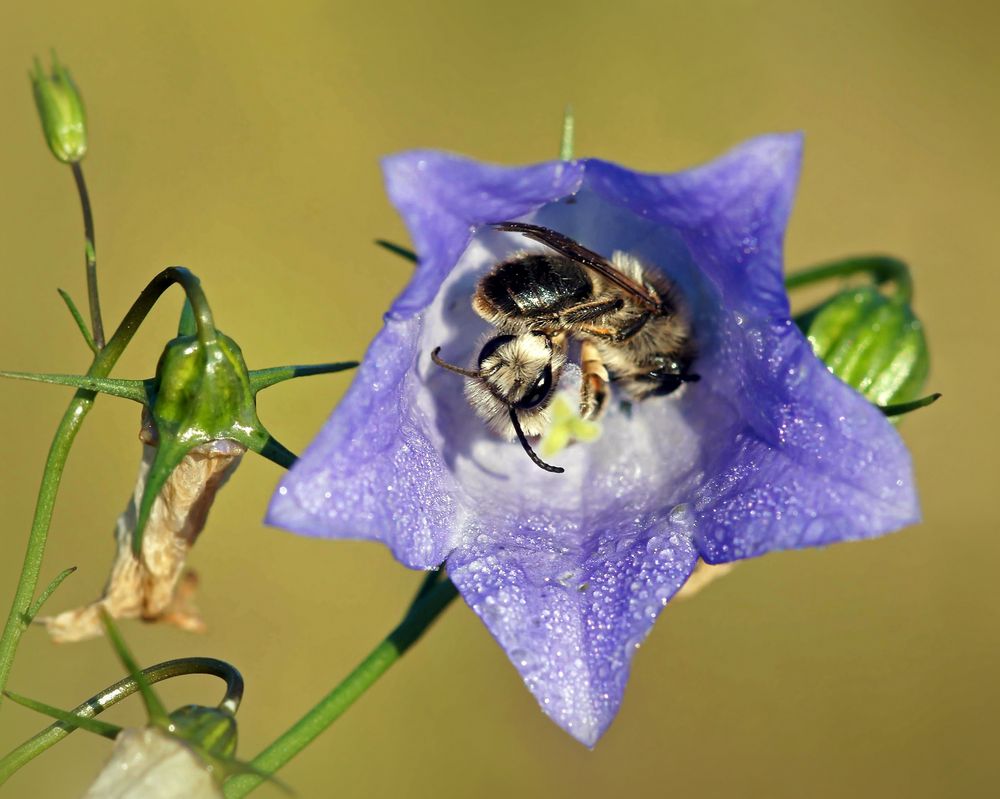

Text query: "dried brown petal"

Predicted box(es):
[43, 439, 244, 643]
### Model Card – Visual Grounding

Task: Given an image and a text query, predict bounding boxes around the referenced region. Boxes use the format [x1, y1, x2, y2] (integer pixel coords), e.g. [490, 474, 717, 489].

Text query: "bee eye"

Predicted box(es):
[477, 335, 517, 368]
[514, 364, 553, 409]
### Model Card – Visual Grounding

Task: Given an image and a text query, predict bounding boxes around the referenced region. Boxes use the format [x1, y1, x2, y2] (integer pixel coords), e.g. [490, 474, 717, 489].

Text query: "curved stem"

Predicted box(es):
[223, 578, 459, 798]
[171, 268, 218, 348]
[785, 255, 913, 302]
[0, 267, 214, 709]
[0, 657, 242, 784]
[70, 162, 104, 349]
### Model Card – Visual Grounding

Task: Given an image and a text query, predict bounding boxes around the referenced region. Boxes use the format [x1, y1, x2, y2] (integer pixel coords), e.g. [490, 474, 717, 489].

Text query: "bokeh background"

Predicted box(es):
[1, 1, 997, 796]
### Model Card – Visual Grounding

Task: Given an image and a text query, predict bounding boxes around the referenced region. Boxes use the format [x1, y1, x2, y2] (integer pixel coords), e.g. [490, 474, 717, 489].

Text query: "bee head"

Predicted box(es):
[431, 331, 566, 473]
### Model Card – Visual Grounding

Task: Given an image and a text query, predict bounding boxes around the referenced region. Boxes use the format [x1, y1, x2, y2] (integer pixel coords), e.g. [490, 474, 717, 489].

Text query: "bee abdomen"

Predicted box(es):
[477, 254, 592, 318]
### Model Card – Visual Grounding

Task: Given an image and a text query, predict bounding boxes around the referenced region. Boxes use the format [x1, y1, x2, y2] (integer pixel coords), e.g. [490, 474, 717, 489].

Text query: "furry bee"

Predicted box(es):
[431, 222, 698, 472]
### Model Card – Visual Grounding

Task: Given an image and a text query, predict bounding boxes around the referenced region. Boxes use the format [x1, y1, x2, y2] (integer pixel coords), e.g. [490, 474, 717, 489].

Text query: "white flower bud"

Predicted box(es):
[83, 727, 222, 799]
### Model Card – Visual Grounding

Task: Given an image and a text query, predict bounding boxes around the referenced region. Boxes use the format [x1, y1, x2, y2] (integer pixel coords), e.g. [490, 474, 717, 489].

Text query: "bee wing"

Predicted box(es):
[493, 222, 660, 311]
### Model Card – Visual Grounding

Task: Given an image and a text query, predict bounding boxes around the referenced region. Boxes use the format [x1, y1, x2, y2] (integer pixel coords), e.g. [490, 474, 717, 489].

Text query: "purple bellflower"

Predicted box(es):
[267, 134, 919, 745]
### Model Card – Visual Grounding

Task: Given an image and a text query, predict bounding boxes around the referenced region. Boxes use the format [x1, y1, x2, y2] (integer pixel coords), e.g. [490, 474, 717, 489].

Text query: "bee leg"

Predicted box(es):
[559, 297, 624, 324]
[578, 311, 652, 342]
[579, 341, 610, 420]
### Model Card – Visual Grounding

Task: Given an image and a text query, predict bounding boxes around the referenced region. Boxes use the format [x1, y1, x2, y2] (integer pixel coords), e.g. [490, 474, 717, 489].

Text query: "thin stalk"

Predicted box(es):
[70, 162, 104, 349]
[785, 255, 913, 303]
[0, 267, 213, 708]
[0, 657, 243, 784]
[223, 578, 459, 798]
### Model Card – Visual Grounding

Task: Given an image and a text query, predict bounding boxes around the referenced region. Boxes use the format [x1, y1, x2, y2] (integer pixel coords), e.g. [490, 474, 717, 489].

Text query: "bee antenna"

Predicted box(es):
[431, 347, 481, 378]
[508, 407, 564, 474]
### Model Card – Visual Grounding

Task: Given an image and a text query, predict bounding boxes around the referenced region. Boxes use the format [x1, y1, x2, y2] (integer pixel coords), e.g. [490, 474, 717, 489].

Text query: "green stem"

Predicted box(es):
[0, 267, 213, 710]
[223, 578, 459, 798]
[785, 255, 913, 302]
[70, 162, 105, 349]
[0, 657, 243, 784]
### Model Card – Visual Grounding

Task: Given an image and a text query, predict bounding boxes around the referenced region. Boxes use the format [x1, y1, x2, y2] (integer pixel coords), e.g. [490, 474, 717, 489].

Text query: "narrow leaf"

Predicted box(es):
[24, 566, 76, 623]
[57, 289, 98, 354]
[3, 691, 122, 739]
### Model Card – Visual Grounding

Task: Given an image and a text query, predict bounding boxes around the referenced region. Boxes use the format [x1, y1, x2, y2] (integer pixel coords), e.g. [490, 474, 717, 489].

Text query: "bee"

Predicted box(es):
[431, 222, 699, 473]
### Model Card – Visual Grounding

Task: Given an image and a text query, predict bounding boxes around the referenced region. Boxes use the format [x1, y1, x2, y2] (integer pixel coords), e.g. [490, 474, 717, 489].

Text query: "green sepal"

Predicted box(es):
[0, 370, 148, 402]
[880, 392, 941, 417]
[30, 52, 87, 164]
[375, 239, 418, 264]
[796, 286, 930, 408]
[248, 361, 358, 393]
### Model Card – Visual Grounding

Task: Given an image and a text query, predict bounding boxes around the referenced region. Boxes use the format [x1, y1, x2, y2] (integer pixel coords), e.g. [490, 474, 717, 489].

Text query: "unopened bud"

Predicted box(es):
[800, 286, 929, 407]
[168, 705, 238, 760]
[83, 727, 224, 799]
[30, 53, 87, 163]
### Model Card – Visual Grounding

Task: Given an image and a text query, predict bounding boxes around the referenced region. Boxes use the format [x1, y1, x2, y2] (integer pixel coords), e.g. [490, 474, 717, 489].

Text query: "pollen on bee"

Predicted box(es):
[539, 392, 602, 458]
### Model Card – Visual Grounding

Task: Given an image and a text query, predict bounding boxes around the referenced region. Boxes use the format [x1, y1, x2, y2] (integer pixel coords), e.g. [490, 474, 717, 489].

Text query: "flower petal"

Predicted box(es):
[584, 133, 803, 317]
[382, 151, 585, 319]
[267, 316, 461, 568]
[448, 528, 698, 745]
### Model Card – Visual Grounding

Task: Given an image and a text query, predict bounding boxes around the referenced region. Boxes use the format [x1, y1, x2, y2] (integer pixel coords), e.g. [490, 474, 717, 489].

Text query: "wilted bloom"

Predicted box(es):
[268, 135, 919, 744]
[30, 53, 87, 163]
[43, 432, 244, 642]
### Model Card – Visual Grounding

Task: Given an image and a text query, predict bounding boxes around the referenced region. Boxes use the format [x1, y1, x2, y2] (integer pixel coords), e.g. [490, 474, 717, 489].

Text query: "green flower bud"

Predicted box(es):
[798, 286, 929, 407]
[30, 53, 87, 163]
[133, 330, 264, 553]
[150, 331, 259, 447]
[168, 705, 238, 761]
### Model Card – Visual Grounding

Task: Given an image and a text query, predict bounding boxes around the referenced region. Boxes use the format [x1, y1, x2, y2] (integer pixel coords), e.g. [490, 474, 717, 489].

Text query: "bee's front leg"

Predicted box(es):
[580, 340, 610, 421]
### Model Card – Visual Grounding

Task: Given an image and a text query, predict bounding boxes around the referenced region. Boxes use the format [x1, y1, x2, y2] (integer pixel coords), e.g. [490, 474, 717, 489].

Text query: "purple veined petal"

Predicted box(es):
[690, 318, 920, 563]
[382, 151, 585, 319]
[584, 133, 803, 319]
[449, 527, 699, 746]
[268, 133, 922, 744]
[267, 315, 462, 568]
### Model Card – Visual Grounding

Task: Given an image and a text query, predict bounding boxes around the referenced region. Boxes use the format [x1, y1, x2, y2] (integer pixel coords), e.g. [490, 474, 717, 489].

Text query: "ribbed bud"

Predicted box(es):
[30, 53, 87, 163]
[799, 286, 929, 407]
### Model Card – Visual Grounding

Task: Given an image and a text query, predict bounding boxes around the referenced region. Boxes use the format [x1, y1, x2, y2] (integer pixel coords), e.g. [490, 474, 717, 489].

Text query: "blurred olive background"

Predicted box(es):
[1, 1, 997, 797]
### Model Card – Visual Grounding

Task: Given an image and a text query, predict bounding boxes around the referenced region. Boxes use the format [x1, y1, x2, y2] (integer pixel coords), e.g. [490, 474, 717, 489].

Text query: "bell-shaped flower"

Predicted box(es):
[268, 134, 919, 745]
